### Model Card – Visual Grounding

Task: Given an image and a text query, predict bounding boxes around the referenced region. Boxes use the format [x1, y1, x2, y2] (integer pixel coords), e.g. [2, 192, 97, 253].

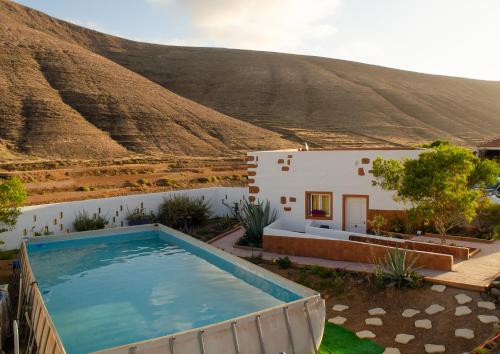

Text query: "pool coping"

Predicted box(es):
[23, 224, 323, 353]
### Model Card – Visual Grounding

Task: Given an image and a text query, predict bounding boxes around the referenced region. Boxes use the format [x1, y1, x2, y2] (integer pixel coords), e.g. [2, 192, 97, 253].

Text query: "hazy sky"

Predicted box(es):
[15, 0, 500, 81]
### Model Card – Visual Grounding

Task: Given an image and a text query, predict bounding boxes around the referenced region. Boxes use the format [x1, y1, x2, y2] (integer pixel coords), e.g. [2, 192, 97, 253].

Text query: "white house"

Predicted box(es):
[246, 148, 422, 234]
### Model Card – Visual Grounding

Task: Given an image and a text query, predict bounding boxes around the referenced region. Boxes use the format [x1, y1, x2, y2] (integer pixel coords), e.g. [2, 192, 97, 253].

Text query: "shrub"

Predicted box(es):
[137, 178, 151, 186]
[275, 256, 291, 269]
[390, 217, 404, 233]
[474, 200, 500, 237]
[74, 210, 108, 231]
[156, 178, 177, 187]
[493, 225, 500, 240]
[77, 186, 90, 192]
[158, 195, 211, 229]
[236, 198, 276, 247]
[33, 228, 54, 236]
[126, 208, 156, 225]
[369, 214, 386, 236]
[375, 247, 423, 288]
[247, 254, 264, 264]
[311, 265, 336, 279]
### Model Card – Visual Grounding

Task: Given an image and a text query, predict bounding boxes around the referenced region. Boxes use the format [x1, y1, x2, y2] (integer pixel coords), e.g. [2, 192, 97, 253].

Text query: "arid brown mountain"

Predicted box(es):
[0, 0, 292, 163]
[2, 0, 500, 162]
[94, 46, 500, 149]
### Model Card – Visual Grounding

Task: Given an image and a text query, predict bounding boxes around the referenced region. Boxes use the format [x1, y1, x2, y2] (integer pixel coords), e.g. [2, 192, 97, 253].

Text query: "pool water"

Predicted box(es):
[28, 231, 295, 354]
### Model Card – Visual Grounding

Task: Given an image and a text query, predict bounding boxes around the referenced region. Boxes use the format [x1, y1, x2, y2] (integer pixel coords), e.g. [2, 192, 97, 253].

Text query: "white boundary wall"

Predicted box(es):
[2, 187, 247, 250]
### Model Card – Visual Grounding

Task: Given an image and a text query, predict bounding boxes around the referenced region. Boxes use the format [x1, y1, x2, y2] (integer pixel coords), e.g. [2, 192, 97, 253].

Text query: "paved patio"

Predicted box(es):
[211, 229, 500, 291]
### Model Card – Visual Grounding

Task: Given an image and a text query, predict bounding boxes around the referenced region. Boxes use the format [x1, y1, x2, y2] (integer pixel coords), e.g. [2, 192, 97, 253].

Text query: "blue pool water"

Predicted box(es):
[28, 230, 301, 354]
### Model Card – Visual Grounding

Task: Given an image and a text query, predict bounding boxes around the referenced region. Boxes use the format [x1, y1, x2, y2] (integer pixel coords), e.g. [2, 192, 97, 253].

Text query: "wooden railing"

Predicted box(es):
[19, 243, 66, 354]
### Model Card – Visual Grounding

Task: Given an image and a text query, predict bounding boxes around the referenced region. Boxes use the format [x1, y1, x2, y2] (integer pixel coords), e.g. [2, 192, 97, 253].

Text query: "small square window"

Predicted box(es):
[305, 192, 332, 220]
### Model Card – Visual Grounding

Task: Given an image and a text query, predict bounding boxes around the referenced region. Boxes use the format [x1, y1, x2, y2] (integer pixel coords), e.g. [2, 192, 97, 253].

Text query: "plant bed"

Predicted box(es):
[126, 208, 157, 226]
[252, 260, 499, 354]
[234, 243, 263, 251]
[384, 230, 495, 244]
[189, 217, 239, 242]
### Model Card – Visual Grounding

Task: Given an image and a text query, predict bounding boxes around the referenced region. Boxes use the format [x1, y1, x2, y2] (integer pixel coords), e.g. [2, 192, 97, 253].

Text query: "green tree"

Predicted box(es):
[372, 144, 499, 244]
[0, 177, 27, 233]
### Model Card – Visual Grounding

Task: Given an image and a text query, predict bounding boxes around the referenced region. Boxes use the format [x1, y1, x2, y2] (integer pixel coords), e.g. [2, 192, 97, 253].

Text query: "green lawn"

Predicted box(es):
[319, 322, 384, 354]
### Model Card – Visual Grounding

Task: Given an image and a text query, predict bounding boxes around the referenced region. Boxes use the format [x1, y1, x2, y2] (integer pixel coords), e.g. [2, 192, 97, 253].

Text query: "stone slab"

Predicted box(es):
[478, 315, 499, 324]
[425, 344, 446, 353]
[455, 306, 472, 316]
[357, 330, 376, 339]
[415, 319, 432, 329]
[455, 293, 472, 304]
[368, 307, 386, 316]
[365, 317, 383, 326]
[402, 309, 420, 318]
[431, 284, 446, 292]
[425, 304, 445, 315]
[455, 328, 474, 339]
[395, 333, 415, 344]
[478, 301, 495, 310]
[328, 316, 347, 325]
[332, 304, 349, 312]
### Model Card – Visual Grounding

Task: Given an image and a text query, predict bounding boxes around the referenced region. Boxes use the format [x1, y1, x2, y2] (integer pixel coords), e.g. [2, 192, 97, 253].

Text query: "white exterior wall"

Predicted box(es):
[1, 187, 247, 250]
[248, 149, 421, 230]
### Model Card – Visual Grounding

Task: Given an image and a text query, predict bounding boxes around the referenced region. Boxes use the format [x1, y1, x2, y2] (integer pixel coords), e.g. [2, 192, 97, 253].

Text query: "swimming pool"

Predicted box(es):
[22, 225, 325, 354]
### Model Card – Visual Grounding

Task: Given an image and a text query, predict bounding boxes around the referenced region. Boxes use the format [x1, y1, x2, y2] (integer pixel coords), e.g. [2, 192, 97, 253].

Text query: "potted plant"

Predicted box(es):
[126, 208, 157, 226]
[311, 209, 326, 217]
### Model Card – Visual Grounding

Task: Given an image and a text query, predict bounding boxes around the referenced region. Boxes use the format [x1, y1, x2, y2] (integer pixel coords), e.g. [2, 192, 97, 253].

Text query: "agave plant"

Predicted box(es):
[376, 247, 423, 288]
[237, 198, 276, 247]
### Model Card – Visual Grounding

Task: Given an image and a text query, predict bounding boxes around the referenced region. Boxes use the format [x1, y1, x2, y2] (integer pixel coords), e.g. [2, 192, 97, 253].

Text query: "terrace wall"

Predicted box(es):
[263, 234, 453, 271]
[1, 187, 247, 250]
[348, 235, 471, 260]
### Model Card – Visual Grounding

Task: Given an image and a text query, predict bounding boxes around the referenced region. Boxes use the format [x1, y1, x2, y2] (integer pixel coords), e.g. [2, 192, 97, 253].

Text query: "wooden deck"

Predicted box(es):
[416, 236, 500, 291]
[212, 229, 500, 291]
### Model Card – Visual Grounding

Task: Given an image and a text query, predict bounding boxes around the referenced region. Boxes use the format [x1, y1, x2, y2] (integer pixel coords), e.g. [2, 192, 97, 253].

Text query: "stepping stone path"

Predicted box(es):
[383, 348, 401, 354]
[395, 334, 415, 344]
[332, 304, 349, 312]
[328, 316, 346, 325]
[455, 306, 472, 316]
[478, 301, 496, 310]
[368, 307, 386, 316]
[425, 304, 445, 315]
[415, 319, 432, 329]
[455, 328, 474, 339]
[478, 315, 500, 324]
[365, 318, 383, 326]
[357, 330, 376, 339]
[455, 293, 472, 304]
[402, 308, 420, 318]
[431, 284, 446, 292]
[425, 344, 446, 353]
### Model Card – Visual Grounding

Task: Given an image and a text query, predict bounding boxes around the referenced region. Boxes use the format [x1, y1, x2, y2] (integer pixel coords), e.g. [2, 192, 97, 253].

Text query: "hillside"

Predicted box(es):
[93, 46, 500, 149]
[0, 0, 292, 163]
[3, 0, 500, 161]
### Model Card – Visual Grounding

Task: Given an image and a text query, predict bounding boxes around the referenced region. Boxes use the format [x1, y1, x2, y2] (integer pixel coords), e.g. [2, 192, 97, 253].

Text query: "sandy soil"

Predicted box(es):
[260, 262, 499, 354]
[0, 159, 247, 205]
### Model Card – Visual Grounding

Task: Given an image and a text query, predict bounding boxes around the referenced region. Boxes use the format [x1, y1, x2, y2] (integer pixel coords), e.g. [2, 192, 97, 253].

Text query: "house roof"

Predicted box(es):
[479, 136, 500, 148]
